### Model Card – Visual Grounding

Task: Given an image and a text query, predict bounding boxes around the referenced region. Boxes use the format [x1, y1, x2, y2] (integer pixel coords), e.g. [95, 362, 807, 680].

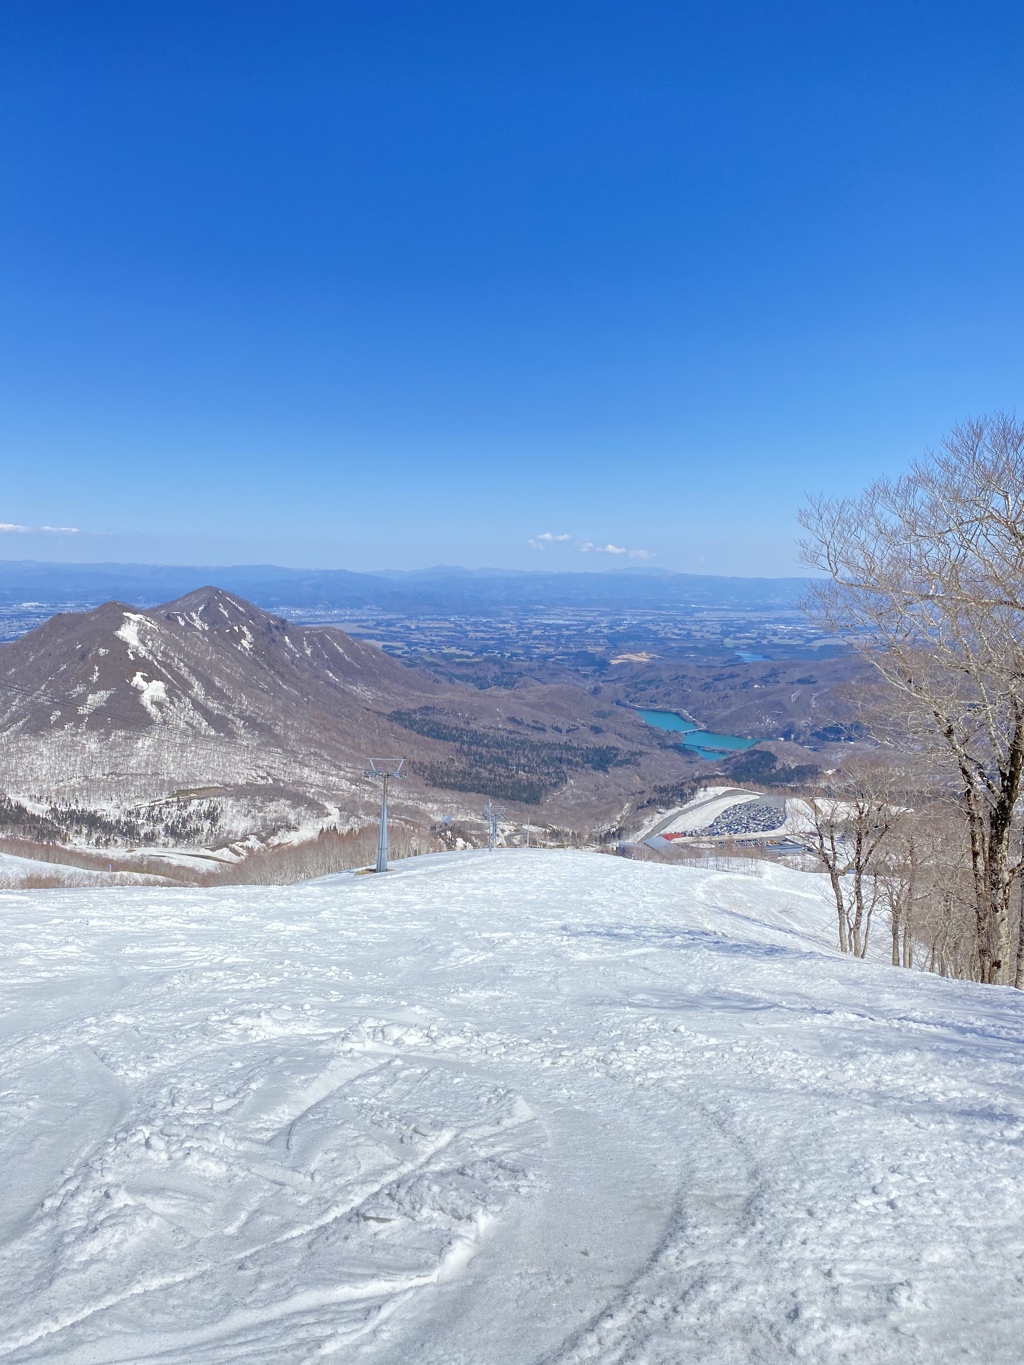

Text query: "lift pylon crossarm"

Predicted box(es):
[484, 801, 507, 850]
[365, 757, 405, 780]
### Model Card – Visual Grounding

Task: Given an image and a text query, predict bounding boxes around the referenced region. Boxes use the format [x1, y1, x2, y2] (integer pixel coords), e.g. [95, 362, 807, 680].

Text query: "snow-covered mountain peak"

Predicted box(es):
[155, 585, 282, 634]
[0, 589, 689, 824]
[0, 590, 448, 809]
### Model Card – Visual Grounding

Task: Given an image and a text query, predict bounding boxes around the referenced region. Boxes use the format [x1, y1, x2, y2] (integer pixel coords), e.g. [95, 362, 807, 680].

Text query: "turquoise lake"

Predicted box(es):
[636, 708, 758, 760]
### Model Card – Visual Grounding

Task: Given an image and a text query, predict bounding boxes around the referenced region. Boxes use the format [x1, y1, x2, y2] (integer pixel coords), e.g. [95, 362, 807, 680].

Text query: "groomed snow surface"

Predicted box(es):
[2, 850, 1023, 1364]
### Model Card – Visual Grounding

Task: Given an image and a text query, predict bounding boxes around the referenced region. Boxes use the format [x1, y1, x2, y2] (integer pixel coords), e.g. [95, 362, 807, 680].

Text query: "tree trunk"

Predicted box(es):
[1015, 876, 1024, 989]
[860, 886, 875, 959]
[964, 717, 1024, 984]
[973, 790, 1017, 984]
[828, 866, 848, 954]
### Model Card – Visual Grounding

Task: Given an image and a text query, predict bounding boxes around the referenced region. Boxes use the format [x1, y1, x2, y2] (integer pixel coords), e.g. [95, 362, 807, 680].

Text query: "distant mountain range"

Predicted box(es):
[0, 587, 692, 844]
[0, 560, 812, 612]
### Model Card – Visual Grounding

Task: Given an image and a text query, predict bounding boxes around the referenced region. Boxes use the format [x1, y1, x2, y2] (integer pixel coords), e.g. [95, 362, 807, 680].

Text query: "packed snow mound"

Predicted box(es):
[2, 850, 1023, 1364]
[0, 850, 168, 888]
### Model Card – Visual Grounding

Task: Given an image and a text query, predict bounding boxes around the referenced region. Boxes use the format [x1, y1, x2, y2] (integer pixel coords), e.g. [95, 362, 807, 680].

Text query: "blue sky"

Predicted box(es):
[2, 1, 1023, 574]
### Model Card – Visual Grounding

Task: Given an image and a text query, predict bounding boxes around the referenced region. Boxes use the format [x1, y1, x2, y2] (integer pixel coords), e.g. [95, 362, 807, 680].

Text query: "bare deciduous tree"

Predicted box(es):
[803, 759, 897, 956]
[874, 800, 965, 972]
[800, 414, 1024, 984]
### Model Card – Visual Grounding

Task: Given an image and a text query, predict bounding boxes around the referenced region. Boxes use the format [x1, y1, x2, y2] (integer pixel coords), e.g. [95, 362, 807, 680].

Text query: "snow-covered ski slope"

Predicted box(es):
[2, 850, 1023, 1365]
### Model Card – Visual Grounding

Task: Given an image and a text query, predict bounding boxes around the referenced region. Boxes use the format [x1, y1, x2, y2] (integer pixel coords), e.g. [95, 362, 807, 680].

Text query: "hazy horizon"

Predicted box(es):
[0, 555, 815, 582]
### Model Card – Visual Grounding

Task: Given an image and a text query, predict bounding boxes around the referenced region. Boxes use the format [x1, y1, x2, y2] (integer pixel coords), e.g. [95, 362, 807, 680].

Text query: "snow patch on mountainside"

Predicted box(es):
[130, 672, 169, 718]
[75, 689, 115, 716]
[114, 612, 150, 654]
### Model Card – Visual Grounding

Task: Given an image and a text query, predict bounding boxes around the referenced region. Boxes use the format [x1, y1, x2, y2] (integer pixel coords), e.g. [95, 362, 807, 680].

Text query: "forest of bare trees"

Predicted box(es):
[801, 413, 1024, 986]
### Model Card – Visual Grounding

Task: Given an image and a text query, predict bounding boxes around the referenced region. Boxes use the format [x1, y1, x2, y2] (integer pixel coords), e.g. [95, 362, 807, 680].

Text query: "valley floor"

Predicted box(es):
[1, 851, 1023, 1363]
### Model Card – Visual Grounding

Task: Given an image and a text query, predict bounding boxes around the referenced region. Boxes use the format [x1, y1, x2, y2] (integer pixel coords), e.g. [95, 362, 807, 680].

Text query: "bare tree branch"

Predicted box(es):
[800, 413, 1024, 984]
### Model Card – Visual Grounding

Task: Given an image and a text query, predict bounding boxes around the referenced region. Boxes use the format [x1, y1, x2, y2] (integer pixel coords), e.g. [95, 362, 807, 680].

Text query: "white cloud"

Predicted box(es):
[0, 522, 79, 535]
[528, 532, 573, 550]
[578, 541, 653, 558]
[530, 531, 654, 560]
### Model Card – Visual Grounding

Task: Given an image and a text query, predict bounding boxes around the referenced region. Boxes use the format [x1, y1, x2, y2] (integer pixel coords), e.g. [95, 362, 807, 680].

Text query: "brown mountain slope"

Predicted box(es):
[0, 588, 692, 840]
[0, 588, 432, 738]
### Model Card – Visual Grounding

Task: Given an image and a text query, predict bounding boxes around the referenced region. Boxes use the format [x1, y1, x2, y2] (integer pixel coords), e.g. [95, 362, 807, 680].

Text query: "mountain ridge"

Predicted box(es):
[0, 587, 692, 842]
[0, 560, 812, 611]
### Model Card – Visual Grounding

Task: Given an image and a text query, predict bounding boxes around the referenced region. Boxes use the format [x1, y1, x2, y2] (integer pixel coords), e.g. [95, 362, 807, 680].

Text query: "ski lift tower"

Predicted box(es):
[484, 801, 506, 850]
[365, 759, 405, 873]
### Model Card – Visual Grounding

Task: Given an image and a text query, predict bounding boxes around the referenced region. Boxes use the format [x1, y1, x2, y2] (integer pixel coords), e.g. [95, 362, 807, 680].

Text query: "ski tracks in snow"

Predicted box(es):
[0, 1037, 544, 1364]
[3, 852, 1024, 1363]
